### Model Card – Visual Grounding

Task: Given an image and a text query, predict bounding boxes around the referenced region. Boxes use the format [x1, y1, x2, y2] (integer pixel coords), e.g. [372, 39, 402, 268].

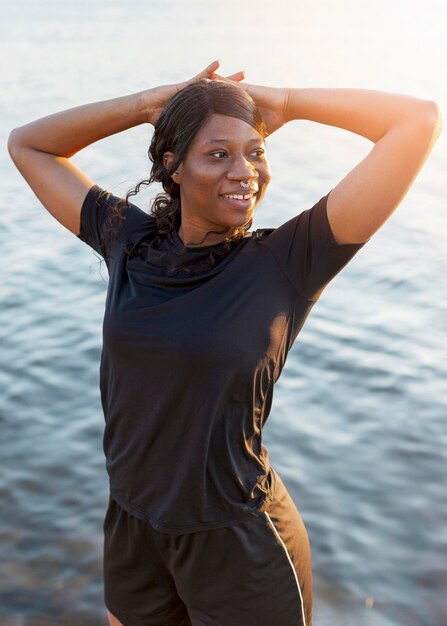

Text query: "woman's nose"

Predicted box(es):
[227, 156, 258, 180]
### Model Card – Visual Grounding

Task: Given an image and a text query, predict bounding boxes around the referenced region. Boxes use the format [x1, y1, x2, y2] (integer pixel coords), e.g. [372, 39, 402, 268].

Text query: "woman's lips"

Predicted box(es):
[219, 193, 257, 210]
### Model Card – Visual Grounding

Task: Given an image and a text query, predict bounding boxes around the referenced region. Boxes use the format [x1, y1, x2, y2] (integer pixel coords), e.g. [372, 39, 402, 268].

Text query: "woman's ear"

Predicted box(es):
[163, 151, 181, 183]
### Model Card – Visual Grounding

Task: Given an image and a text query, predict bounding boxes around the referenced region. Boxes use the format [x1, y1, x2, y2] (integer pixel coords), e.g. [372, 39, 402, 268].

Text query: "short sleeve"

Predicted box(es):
[260, 191, 369, 301]
[77, 184, 153, 261]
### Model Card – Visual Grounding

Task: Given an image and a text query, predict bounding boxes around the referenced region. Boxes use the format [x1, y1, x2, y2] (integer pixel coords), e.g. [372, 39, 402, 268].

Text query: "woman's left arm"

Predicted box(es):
[284, 88, 442, 244]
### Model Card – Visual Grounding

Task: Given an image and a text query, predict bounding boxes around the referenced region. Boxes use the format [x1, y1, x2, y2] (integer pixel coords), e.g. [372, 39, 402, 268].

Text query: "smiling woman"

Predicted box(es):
[7, 58, 441, 626]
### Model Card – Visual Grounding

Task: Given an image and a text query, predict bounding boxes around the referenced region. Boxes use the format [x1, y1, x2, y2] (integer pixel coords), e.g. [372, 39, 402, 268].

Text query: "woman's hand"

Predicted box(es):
[209, 71, 289, 135]
[143, 60, 246, 125]
[241, 82, 289, 135]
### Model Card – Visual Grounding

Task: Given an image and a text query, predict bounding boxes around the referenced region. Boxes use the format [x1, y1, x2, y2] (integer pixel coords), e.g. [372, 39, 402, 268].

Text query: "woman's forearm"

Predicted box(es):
[9, 90, 153, 158]
[284, 87, 437, 143]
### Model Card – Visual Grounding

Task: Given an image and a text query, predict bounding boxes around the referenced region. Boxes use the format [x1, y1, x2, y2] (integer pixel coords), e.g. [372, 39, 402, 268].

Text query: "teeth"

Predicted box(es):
[223, 194, 252, 200]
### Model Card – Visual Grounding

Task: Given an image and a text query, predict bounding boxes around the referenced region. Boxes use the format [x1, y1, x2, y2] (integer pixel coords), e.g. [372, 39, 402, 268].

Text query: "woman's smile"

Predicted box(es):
[219, 191, 258, 210]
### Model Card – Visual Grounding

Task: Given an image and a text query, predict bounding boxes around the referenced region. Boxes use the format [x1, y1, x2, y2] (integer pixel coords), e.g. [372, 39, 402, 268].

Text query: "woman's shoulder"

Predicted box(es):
[78, 184, 157, 260]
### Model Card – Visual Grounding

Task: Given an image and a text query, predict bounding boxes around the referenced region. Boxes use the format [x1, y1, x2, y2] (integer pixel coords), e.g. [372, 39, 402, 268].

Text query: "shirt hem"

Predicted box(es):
[109, 483, 276, 535]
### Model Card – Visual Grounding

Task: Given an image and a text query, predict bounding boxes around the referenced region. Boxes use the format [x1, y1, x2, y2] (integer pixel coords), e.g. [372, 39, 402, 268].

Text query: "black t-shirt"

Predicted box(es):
[77, 185, 368, 534]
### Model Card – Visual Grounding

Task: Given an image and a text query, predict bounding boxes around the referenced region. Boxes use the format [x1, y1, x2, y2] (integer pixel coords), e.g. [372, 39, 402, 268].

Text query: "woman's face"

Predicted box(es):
[165, 113, 271, 244]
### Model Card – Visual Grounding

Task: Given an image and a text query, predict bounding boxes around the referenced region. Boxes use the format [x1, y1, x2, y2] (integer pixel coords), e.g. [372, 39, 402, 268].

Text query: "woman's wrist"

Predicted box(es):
[139, 83, 185, 126]
[139, 88, 159, 125]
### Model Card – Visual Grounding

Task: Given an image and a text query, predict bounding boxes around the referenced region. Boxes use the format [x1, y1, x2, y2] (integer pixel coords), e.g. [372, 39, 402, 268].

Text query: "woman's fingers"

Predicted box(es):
[195, 61, 245, 83]
[150, 62, 247, 124]
[186, 61, 247, 88]
[195, 59, 221, 80]
[182, 60, 222, 88]
[226, 71, 246, 82]
[208, 71, 247, 88]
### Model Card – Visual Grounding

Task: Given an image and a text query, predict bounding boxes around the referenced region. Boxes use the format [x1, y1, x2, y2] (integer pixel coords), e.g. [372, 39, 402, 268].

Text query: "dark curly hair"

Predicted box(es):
[104, 79, 268, 272]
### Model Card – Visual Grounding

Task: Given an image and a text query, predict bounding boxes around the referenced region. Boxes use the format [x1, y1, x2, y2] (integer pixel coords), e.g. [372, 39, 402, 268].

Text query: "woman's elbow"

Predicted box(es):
[7, 127, 24, 160]
[423, 100, 443, 136]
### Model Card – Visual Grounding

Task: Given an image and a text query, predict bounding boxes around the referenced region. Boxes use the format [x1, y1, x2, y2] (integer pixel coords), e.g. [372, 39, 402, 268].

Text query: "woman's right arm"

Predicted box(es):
[7, 60, 245, 236]
[7, 90, 153, 235]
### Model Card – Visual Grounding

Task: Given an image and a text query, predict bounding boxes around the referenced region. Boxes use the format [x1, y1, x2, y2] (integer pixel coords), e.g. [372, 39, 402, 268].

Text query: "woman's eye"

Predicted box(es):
[210, 149, 265, 159]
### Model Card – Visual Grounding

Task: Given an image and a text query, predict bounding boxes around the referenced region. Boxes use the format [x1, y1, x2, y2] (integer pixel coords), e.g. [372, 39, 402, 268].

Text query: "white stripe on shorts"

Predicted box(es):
[264, 511, 307, 626]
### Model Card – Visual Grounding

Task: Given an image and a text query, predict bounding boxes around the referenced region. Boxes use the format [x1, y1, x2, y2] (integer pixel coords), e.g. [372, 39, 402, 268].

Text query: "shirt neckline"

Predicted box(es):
[170, 227, 250, 252]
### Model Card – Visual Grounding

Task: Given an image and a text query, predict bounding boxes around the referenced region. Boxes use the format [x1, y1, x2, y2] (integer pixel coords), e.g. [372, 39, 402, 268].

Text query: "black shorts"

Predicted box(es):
[103, 468, 312, 626]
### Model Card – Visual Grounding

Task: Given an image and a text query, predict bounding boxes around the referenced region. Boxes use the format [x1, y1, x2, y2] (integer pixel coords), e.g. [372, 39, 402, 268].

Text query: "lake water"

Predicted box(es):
[1, 0, 446, 624]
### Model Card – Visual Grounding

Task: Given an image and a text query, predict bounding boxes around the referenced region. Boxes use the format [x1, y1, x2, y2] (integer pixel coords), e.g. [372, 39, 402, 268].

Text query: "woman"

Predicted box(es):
[8, 60, 441, 626]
